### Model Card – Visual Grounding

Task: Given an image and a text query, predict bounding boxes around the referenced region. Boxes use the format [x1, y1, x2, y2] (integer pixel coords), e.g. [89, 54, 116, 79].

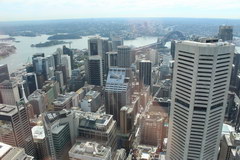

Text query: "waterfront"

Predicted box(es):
[0, 35, 158, 72]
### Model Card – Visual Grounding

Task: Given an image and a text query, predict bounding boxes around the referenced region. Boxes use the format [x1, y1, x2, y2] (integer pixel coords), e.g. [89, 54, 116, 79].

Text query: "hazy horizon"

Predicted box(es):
[0, 0, 240, 22]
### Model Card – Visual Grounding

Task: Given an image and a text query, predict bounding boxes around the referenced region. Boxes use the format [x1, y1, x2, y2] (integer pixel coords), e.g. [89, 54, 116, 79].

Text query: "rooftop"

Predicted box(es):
[69, 141, 111, 159]
[32, 126, 45, 140]
[0, 104, 24, 116]
[53, 92, 76, 106]
[76, 111, 113, 131]
[0, 142, 11, 158]
[105, 68, 129, 92]
[178, 40, 234, 47]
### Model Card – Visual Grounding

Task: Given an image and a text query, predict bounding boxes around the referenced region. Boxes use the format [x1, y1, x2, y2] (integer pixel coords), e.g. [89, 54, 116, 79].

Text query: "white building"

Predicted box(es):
[167, 40, 235, 160]
[68, 141, 111, 160]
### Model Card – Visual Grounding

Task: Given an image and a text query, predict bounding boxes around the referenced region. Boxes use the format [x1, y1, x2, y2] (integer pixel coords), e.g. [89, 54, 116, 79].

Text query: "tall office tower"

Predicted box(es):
[87, 55, 103, 86]
[218, 25, 233, 42]
[0, 104, 35, 157]
[53, 52, 62, 68]
[23, 73, 38, 95]
[0, 142, 34, 160]
[55, 71, 65, 92]
[28, 90, 47, 116]
[219, 131, 240, 160]
[139, 60, 152, 86]
[32, 53, 44, 64]
[0, 80, 20, 105]
[31, 126, 50, 160]
[230, 53, 240, 91]
[112, 37, 123, 52]
[0, 64, 10, 83]
[46, 55, 55, 70]
[75, 111, 117, 150]
[107, 51, 118, 68]
[171, 40, 176, 59]
[117, 46, 131, 68]
[32, 57, 49, 80]
[61, 54, 72, 78]
[63, 45, 74, 69]
[88, 36, 104, 56]
[43, 110, 76, 160]
[166, 40, 234, 160]
[105, 68, 131, 126]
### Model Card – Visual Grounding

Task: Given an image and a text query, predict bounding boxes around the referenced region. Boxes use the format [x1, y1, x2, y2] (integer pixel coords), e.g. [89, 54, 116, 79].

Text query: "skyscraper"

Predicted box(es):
[105, 68, 131, 126]
[0, 64, 10, 83]
[0, 104, 35, 157]
[139, 60, 152, 87]
[218, 25, 233, 42]
[87, 55, 103, 86]
[88, 36, 104, 56]
[23, 73, 38, 95]
[166, 40, 234, 160]
[117, 46, 131, 68]
[0, 80, 20, 105]
[61, 54, 72, 78]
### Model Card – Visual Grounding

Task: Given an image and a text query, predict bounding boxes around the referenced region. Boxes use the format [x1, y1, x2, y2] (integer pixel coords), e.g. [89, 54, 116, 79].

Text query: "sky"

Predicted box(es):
[0, 0, 240, 21]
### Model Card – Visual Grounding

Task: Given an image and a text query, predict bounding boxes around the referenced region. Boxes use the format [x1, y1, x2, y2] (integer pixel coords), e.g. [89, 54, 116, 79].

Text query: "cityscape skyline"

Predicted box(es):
[0, 2, 240, 158]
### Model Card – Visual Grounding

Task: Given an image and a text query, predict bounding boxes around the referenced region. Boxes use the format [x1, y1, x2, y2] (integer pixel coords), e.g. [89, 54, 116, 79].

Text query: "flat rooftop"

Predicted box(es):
[178, 40, 234, 47]
[32, 126, 45, 140]
[76, 111, 113, 131]
[0, 142, 11, 158]
[69, 141, 110, 159]
[0, 104, 24, 117]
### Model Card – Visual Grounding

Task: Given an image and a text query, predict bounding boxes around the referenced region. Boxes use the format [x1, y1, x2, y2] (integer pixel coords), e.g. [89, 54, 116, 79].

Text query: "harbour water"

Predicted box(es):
[0, 35, 158, 72]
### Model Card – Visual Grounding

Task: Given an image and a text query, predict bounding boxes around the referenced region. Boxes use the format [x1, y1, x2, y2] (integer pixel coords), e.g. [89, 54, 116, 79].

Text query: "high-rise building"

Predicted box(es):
[32, 56, 49, 80]
[31, 126, 50, 160]
[87, 55, 103, 86]
[218, 25, 233, 42]
[43, 110, 76, 160]
[139, 60, 152, 87]
[170, 40, 176, 59]
[28, 89, 47, 116]
[0, 80, 20, 105]
[75, 111, 117, 150]
[105, 68, 131, 126]
[0, 64, 10, 83]
[0, 104, 35, 157]
[166, 40, 234, 160]
[61, 54, 72, 78]
[23, 73, 38, 95]
[0, 142, 34, 160]
[88, 36, 104, 56]
[55, 71, 65, 92]
[107, 51, 118, 68]
[219, 131, 240, 160]
[53, 52, 62, 68]
[63, 45, 74, 69]
[111, 37, 123, 52]
[117, 46, 131, 68]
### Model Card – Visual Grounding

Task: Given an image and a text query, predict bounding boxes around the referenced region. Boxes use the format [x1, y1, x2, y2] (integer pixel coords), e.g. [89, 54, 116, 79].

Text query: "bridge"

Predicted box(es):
[133, 31, 186, 51]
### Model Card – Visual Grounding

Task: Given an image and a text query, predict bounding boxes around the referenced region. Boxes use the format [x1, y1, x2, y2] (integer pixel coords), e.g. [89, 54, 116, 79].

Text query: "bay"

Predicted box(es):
[0, 35, 158, 72]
